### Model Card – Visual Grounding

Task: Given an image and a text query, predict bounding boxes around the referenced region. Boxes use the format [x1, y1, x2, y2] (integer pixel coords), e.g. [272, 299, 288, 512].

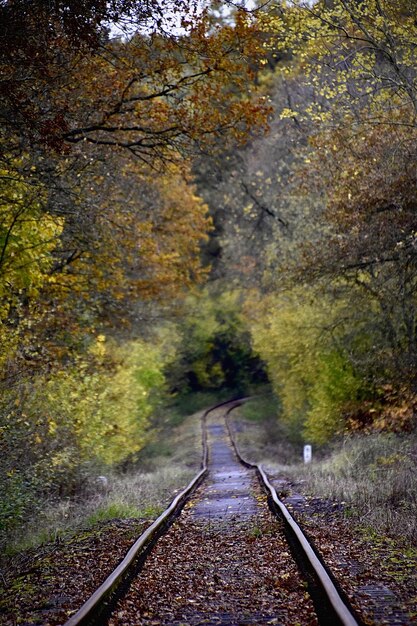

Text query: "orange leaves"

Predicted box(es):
[127, 166, 211, 299]
[0, 2, 267, 370]
[346, 387, 417, 435]
[59, 5, 270, 161]
[68, 157, 212, 306]
[0, 2, 270, 162]
[0, 1, 270, 319]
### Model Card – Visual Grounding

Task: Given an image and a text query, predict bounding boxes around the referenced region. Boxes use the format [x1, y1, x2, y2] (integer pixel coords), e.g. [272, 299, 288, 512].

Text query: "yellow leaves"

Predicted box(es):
[17, 336, 167, 467]
[267, 0, 417, 131]
[48, 419, 57, 435]
[245, 286, 367, 444]
[74, 339, 165, 464]
[89, 335, 106, 359]
[70, 155, 212, 306]
[280, 107, 297, 120]
[0, 159, 64, 312]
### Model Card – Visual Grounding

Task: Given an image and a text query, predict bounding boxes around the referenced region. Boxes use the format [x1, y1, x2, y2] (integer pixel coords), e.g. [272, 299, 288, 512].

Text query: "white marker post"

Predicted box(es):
[303, 444, 312, 464]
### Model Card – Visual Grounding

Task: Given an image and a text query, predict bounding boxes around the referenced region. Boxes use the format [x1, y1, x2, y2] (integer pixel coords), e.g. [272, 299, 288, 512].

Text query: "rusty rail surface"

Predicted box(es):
[64, 398, 246, 626]
[64, 402, 220, 626]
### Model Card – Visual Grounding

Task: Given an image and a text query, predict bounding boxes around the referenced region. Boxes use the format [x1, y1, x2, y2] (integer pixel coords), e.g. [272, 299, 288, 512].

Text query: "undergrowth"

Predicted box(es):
[284, 432, 417, 544]
[3, 402, 206, 557]
[167, 390, 232, 422]
[233, 399, 417, 544]
[234, 394, 301, 465]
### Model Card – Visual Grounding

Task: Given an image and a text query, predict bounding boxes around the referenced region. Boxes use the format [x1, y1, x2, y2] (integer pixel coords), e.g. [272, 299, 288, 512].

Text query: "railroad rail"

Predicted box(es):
[64, 399, 361, 626]
[224, 403, 361, 626]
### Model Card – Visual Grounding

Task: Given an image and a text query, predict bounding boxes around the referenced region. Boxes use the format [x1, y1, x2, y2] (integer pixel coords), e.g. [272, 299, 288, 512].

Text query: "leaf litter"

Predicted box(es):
[0, 518, 149, 625]
[274, 477, 417, 625]
[108, 482, 318, 626]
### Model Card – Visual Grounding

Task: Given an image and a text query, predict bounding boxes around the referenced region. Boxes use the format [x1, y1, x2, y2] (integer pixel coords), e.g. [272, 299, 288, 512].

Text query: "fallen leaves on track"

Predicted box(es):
[109, 491, 318, 626]
[276, 482, 417, 625]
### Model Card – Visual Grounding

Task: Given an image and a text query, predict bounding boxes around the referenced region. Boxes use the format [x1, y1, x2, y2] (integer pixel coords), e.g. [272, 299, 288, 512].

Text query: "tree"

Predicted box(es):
[0, 0, 271, 350]
[272, 0, 417, 386]
[0, 0, 271, 359]
[245, 285, 373, 443]
[265, 0, 417, 127]
[165, 288, 267, 395]
[214, 0, 417, 443]
[0, 0, 272, 543]
[1, 1, 270, 161]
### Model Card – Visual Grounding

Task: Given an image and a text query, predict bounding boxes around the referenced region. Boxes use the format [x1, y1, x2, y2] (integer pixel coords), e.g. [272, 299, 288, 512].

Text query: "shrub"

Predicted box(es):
[247, 286, 373, 444]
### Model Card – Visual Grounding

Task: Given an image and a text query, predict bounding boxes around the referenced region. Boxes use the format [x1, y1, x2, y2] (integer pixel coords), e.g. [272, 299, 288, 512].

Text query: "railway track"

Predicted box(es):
[64, 400, 362, 626]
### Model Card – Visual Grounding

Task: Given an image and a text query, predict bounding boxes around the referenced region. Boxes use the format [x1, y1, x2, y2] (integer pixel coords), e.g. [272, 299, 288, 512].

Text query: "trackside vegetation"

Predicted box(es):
[234, 398, 417, 544]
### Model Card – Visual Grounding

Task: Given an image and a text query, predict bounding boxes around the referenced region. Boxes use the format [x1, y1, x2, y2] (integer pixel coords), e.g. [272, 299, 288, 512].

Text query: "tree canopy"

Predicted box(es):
[0, 0, 271, 544]
[2, 0, 417, 546]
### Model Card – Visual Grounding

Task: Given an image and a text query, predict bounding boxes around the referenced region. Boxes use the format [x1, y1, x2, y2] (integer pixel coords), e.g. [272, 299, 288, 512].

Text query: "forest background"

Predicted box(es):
[1, 0, 417, 549]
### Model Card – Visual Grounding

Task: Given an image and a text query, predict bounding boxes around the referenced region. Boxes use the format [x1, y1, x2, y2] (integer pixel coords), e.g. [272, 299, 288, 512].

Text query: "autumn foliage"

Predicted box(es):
[2, 0, 417, 546]
[0, 0, 270, 544]
[242, 0, 417, 442]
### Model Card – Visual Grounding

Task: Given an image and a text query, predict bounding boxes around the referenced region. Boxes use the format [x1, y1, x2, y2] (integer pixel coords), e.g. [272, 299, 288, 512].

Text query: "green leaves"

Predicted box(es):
[0, 161, 63, 306]
[246, 286, 373, 444]
[165, 289, 267, 395]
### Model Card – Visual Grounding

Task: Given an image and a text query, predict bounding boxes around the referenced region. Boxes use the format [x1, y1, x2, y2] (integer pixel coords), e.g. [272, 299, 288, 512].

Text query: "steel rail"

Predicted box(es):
[64, 469, 207, 626]
[63, 400, 237, 626]
[224, 404, 360, 626]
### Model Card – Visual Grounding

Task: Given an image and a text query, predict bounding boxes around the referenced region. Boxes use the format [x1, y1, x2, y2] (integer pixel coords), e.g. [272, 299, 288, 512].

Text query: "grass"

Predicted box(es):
[8, 389, 416, 552]
[283, 432, 417, 543]
[240, 391, 282, 423]
[167, 389, 233, 421]
[232, 401, 417, 545]
[3, 403, 206, 557]
[233, 394, 301, 465]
